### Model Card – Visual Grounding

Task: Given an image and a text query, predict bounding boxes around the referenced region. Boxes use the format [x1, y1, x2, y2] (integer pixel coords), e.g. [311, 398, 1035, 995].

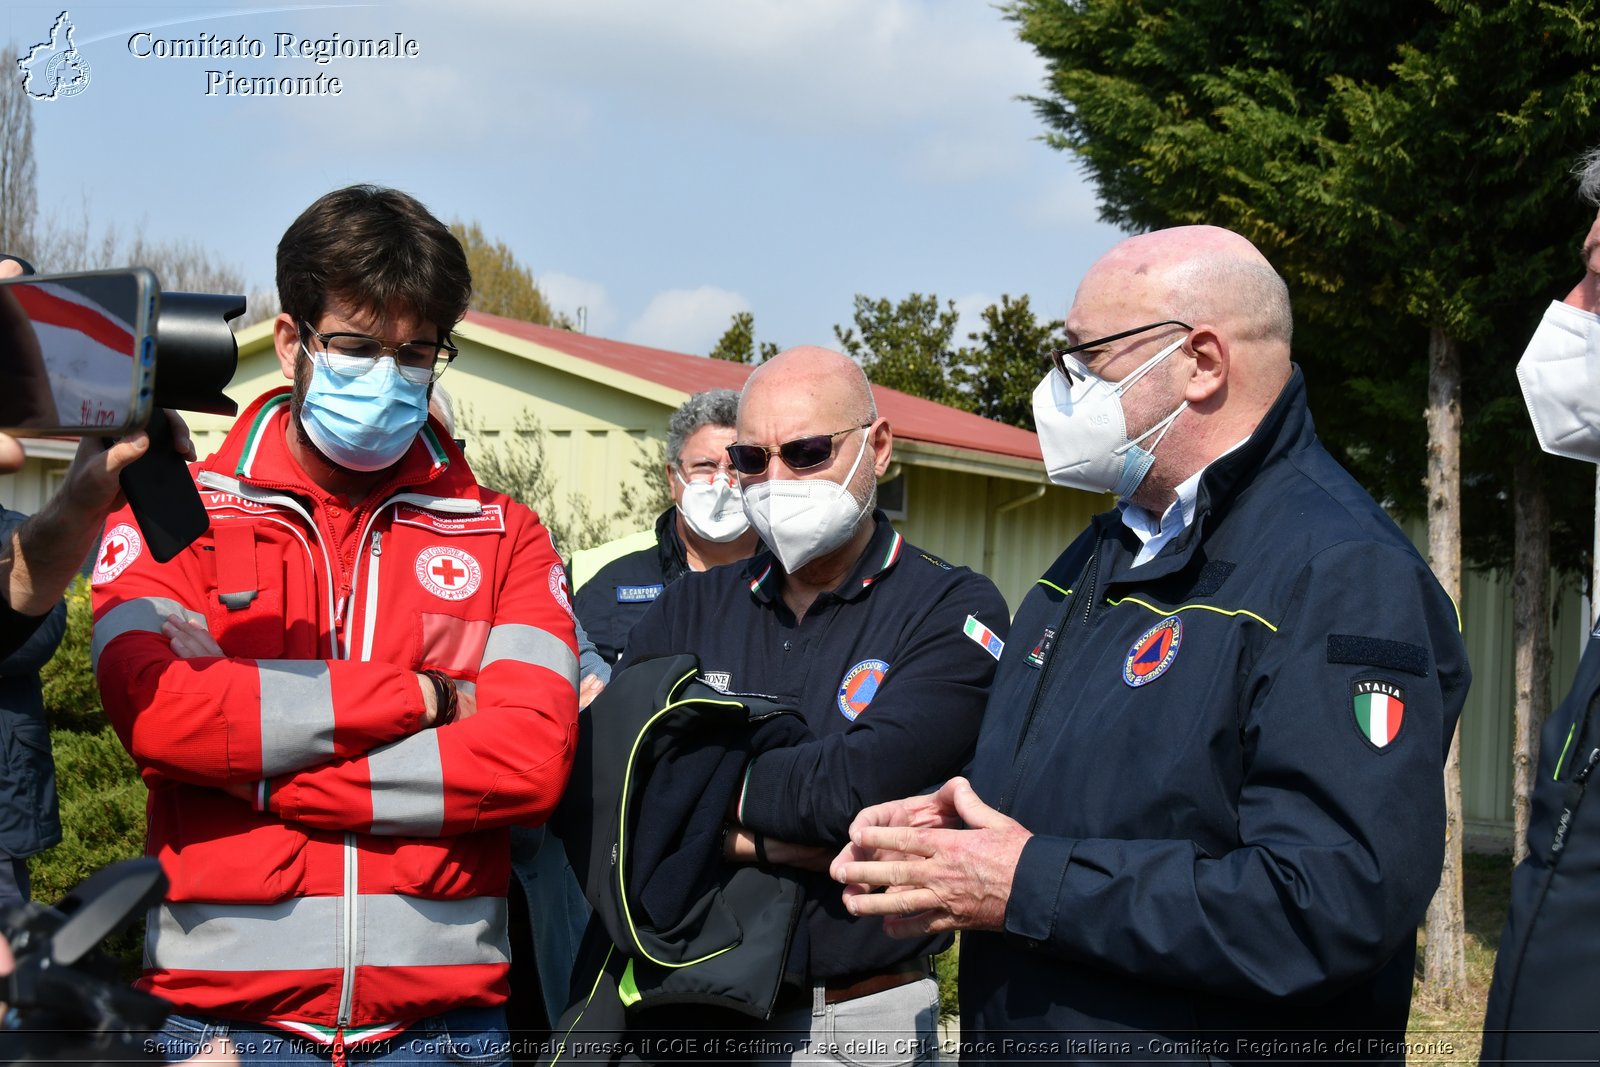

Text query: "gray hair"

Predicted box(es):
[667, 388, 740, 467]
[1164, 256, 1294, 347]
[1575, 145, 1600, 206]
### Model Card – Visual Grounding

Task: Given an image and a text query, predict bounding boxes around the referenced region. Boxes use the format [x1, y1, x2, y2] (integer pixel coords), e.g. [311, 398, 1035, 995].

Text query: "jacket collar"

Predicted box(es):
[203, 387, 473, 503]
[745, 509, 903, 605]
[1106, 364, 1313, 584]
[655, 506, 690, 582]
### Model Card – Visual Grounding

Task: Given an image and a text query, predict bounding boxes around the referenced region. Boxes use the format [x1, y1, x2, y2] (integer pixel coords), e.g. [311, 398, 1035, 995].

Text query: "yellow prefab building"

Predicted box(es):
[189, 310, 1104, 611]
[0, 307, 1585, 847]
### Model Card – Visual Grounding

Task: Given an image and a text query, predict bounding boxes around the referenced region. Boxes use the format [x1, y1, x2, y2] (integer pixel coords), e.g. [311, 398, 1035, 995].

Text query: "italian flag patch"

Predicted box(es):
[1352, 679, 1405, 750]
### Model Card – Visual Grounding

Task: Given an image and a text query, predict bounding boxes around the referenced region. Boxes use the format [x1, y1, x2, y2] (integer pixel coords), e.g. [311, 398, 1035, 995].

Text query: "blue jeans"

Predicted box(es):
[155, 1006, 511, 1067]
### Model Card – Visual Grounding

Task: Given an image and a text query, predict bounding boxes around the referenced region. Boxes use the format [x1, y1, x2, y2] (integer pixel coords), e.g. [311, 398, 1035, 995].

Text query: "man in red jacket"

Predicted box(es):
[91, 186, 579, 1066]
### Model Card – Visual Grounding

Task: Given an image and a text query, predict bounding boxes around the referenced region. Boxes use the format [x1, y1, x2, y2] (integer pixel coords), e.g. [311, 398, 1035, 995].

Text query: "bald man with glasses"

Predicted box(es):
[615, 346, 1009, 1065]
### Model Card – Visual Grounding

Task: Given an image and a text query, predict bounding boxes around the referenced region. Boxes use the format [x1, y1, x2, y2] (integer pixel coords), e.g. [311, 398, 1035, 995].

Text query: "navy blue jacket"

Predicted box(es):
[575, 508, 690, 664]
[961, 369, 1469, 1063]
[1481, 632, 1600, 1063]
[621, 512, 1010, 981]
[0, 505, 66, 858]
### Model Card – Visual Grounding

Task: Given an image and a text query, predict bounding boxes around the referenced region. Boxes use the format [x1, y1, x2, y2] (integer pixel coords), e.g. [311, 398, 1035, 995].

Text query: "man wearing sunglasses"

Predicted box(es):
[834, 226, 1469, 1063]
[90, 185, 579, 1065]
[617, 346, 1009, 1063]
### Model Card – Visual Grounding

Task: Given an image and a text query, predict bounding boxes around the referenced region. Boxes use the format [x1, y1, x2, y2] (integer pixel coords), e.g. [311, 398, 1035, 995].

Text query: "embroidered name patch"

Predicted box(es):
[392, 503, 505, 535]
[92, 523, 142, 585]
[1025, 627, 1057, 669]
[837, 659, 889, 721]
[616, 584, 664, 604]
[1352, 679, 1406, 751]
[415, 546, 482, 601]
[1123, 616, 1182, 687]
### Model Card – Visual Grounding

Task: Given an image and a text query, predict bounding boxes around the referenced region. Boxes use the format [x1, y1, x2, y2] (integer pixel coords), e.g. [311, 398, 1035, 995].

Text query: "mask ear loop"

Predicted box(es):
[1112, 400, 1188, 458]
[1110, 334, 1188, 397]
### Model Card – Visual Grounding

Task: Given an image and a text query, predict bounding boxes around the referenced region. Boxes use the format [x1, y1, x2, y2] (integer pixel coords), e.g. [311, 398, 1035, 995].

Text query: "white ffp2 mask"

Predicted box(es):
[1031, 337, 1188, 498]
[741, 433, 871, 572]
[1517, 300, 1600, 464]
[676, 470, 751, 543]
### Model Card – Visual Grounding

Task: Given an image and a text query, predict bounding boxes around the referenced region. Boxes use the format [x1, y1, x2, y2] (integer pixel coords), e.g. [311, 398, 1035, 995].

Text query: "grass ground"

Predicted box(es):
[1406, 851, 1515, 1065]
[935, 850, 1515, 1061]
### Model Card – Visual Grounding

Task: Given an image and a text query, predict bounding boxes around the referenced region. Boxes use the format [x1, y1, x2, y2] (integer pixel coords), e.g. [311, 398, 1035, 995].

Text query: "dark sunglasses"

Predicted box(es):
[1049, 319, 1192, 380]
[725, 425, 871, 475]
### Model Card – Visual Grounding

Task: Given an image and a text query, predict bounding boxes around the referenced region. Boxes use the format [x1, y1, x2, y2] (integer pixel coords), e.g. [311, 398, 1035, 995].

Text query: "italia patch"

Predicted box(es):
[92, 523, 142, 585]
[1123, 616, 1182, 687]
[548, 563, 574, 620]
[415, 546, 482, 601]
[963, 615, 1004, 660]
[616, 583, 664, 604]
[1352, 679, 1406, 751]
[1025, 627, 1056, 669]
[837, 658, 889, 721]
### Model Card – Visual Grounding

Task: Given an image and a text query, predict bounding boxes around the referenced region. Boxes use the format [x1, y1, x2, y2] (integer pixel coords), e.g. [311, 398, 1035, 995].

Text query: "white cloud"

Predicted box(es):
[451, 0, 1045, 165]
[625, 286, 751, 354]
[952, 291, 996, 348]
[540, 272, 617, 336]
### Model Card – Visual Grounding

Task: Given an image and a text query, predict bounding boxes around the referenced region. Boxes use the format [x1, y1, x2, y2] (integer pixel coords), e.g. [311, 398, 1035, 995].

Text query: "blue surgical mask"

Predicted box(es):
[298, 347, 430, 472]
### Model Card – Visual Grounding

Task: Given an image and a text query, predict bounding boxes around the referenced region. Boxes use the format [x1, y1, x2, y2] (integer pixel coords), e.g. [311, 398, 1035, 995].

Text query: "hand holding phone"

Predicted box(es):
[0, 268, 157, 437]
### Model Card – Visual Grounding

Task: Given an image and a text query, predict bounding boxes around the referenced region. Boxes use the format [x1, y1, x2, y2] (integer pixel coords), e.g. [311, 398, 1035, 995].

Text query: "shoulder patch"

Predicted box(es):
[837, 658, 890, 721]
[1352, 678, 1406, 751]
[963, 615, 1004, 660]
[92, 523, 143, 585]
[919, 552, 953, 571]
[548, 563, 574, 620]
[1327, 634, 1430, 678]
[1123, 616, 1182, 687]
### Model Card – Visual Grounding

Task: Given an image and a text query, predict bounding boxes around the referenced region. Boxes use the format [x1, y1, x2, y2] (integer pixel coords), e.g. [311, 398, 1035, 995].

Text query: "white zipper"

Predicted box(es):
[202, 474, 484, 1028]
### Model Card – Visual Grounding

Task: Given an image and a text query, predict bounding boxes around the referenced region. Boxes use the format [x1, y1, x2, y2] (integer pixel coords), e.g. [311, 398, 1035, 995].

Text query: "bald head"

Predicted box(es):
[741, 346, 878, 430]
[1085, 226, 1293, 351]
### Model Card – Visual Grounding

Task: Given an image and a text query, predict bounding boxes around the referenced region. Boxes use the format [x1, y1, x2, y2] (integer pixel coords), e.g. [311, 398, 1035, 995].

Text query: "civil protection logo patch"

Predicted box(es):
[1123, 616, 1182, 687]
[1352, 679, 1405, 751]
[837, 658, 890, 721]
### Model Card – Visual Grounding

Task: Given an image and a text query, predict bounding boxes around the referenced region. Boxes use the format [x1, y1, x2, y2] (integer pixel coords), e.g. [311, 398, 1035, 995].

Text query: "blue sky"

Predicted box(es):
[6, 0, 1126, 357]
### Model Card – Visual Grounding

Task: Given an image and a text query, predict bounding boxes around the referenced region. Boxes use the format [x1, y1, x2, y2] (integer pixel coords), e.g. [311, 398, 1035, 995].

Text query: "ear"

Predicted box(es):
[1181, 325, 1227, 405]
[273, 314, 302, 382]
[868, 418, 894, 477]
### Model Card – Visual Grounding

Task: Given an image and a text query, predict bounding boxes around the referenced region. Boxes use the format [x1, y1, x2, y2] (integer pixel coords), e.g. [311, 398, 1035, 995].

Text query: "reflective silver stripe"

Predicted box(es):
[147, 895, 508, 972]
[257, 661, 337, 775]
[479, 624, 578, 692]
[367, 730, 444, 835]
[92, 597, 202, 672]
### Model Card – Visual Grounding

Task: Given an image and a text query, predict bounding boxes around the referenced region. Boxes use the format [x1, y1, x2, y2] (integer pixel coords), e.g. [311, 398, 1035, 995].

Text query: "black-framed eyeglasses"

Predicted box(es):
[1049, 319, 1191, 381]
[725, 425, 871, 475]
[302, 323, 459, 385]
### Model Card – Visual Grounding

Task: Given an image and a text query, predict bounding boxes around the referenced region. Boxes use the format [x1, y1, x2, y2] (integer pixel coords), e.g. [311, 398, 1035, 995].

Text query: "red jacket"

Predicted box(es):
[91, 389, 579, 1042]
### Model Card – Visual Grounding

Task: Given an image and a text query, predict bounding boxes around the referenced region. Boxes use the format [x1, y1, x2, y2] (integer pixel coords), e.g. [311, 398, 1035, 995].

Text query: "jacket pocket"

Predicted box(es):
[150, 785, 306, 902]
[392, 832, 510, 898]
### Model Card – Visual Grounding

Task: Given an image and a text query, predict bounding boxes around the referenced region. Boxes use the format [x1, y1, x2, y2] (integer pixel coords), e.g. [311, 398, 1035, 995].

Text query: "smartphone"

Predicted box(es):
[0, 268, 159, 436]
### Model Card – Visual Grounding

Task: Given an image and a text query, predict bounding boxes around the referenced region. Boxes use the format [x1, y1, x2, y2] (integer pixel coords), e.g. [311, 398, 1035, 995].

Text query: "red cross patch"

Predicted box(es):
[415, 546, 482, 601]
[92, 523, 143, 585]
